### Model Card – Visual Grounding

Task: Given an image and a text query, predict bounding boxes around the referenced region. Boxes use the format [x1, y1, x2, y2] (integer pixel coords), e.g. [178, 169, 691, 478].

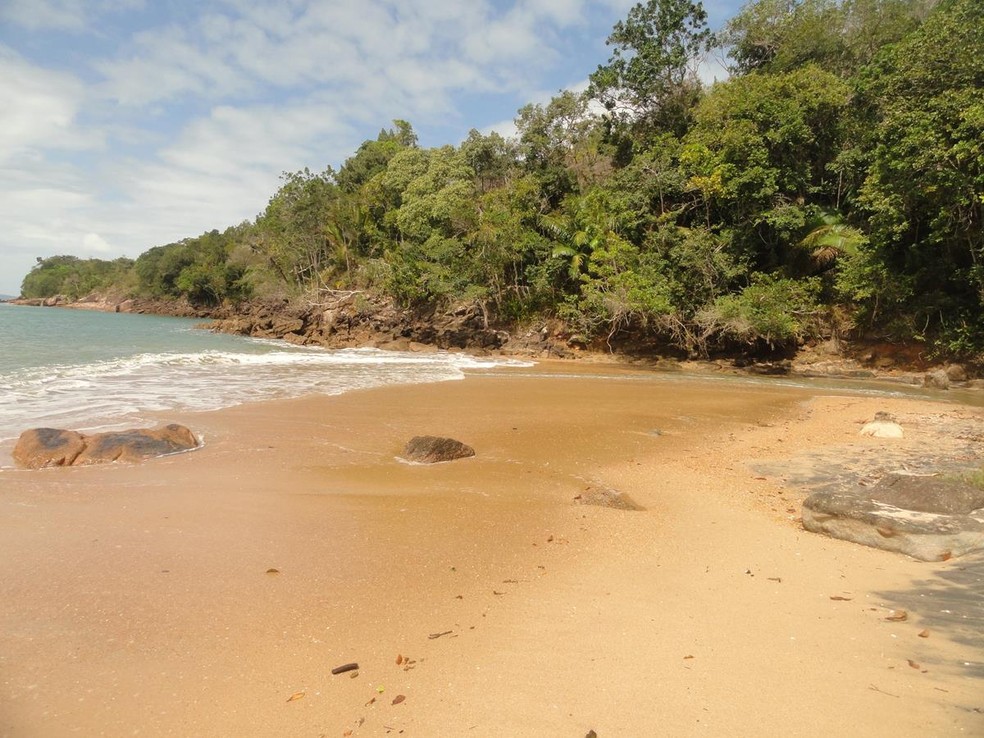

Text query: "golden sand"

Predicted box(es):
[1, 362, 981, 736]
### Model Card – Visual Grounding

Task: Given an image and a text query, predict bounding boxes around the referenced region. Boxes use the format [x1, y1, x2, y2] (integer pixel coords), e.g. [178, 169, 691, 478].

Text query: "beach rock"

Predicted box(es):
[945, 363, 968, 383]
[13, 424, 199, 469]
[747, 360, 791, 376]
[871, 473, 984, 514]
[860, 411, 903, 438]
[74, 424, 199, 465]
[272, 316, 304, 335]
[13, 428, 87, 469]
[860, 420, 904, 438]
[403, 436, 475, 464]
[802, 473, 984, 561]
[282, 332, 309, 346]
[923, 369, 951, 390]
[576, 486, 646, 511]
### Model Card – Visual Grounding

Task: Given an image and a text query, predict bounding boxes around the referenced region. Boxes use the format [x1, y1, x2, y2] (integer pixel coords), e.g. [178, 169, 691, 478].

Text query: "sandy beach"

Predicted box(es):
[1, 362, 982, 737]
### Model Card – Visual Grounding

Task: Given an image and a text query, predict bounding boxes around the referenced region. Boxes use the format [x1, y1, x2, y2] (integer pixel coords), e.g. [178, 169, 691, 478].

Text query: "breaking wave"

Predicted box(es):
[0, 345, 531, 444]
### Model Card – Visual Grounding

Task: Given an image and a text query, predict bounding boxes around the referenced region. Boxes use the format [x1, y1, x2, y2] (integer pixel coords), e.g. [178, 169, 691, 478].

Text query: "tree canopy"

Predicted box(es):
[23, 0, 984, 359]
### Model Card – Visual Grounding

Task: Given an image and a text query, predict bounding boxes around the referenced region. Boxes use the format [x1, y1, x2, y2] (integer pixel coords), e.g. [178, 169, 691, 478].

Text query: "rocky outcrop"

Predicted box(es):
[8, 295, 210, 317]
[10, 291, 981, 376]
[204, 295, 563, 356]
[802, 473, 984, 561]
[13, 424, 200, 469]
[402, 436, 475, 464]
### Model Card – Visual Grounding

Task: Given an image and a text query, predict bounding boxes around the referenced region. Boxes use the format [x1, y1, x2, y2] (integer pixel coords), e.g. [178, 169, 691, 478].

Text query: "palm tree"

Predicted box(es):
[794, 211, 865, 274]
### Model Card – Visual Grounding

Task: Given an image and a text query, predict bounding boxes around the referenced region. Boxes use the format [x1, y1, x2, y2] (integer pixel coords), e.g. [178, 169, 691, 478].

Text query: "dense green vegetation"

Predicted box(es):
[22, 0, 983, 358]
[20, 255, 135, 300]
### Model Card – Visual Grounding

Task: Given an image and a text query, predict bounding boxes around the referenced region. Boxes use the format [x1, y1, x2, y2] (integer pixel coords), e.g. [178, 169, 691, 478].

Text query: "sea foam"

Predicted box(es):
[0, 345, 532, 445]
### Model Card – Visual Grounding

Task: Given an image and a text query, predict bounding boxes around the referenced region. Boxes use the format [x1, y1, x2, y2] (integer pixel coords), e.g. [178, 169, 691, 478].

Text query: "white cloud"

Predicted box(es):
[93, 0, 587, 110]
[522, 0, 588, 26]
[0, 0, 146, 31]
[95, 24, 250, 106]
[0, 0, 87, 31]
[82, 233, 113, 253]
[480, 117, 520, 141]
[0, 48, 94, 161]
[0, 0, 653, 294]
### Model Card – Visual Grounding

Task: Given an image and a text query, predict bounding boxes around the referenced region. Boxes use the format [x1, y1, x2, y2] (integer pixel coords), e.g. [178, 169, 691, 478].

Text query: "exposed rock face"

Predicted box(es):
[13, 424, 199, 469]
[205, 296, 522, 354]
[402, 436, 475, 464]
[802, 473, 984, 561]
[870, 473, 984, 514]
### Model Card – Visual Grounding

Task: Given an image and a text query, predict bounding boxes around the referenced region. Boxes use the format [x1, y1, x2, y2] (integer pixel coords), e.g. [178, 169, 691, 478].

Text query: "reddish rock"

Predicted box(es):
[13, 428, 86, 468]
[402, 436, 475, 464]
[74, 424, 199, 465]
[13, 424, 199, 469]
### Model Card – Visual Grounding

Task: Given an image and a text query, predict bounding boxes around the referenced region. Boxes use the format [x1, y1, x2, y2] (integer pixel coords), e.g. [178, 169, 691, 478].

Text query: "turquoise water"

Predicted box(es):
[0, 304, 530, 459]
[0, 304, 244, 375]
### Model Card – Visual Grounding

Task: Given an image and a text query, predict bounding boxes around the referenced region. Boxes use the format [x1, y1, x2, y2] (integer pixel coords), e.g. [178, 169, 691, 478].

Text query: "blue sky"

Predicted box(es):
[0, 0, 741, 296]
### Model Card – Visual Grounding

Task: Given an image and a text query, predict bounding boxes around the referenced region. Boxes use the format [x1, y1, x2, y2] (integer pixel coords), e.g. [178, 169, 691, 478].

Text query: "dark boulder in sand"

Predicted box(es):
[14, 424, 199, 469]
[403, 436, 475, 464]
[802, 473, 984, 561]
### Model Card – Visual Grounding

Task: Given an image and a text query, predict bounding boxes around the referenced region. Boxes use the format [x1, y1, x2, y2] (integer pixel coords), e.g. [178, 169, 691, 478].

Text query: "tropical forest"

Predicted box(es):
[19, 0, 984, 360]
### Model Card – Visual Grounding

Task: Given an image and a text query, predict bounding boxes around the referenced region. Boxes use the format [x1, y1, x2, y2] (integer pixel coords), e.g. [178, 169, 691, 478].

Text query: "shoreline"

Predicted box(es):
[6, 296, 981, 391]
[1, 364, 982, 736]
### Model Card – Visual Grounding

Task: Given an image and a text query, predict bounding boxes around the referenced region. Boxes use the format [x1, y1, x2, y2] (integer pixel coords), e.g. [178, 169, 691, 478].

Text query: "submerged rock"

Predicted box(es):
[13, 424, 199, 469]
[402, 436, 475, 464]
[802, 473, 984, 561]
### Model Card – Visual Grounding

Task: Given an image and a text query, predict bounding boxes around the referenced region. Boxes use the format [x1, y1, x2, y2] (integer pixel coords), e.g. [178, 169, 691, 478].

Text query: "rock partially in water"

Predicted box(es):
[923, 369, 951, 390]
[13, 424, 200, 469]
[402, 436, 475, 464]
[802, 473, 984, 561]
[945, 363, 968, 383]
[13, 428, 86, 469]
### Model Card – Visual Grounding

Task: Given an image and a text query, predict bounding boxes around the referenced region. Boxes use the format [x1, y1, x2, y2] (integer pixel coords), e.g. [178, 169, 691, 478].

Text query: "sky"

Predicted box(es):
[0, 0, 740, 296]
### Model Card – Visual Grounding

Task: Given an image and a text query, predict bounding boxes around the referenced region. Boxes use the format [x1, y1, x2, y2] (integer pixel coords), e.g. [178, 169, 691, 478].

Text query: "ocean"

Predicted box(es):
[0, 304, 530, 464]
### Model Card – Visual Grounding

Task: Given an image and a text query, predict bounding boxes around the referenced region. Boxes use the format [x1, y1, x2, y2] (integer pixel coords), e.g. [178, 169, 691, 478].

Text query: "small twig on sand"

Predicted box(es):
[868, 684, 900, 698]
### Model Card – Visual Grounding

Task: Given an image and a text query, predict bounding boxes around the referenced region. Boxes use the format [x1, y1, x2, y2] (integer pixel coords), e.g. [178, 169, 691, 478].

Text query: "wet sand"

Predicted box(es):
[1, 363, 982, 736]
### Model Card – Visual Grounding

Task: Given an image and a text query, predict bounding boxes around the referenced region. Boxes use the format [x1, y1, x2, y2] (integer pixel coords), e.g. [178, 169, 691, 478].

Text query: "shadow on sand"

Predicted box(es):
[875, 552, 984, 711]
